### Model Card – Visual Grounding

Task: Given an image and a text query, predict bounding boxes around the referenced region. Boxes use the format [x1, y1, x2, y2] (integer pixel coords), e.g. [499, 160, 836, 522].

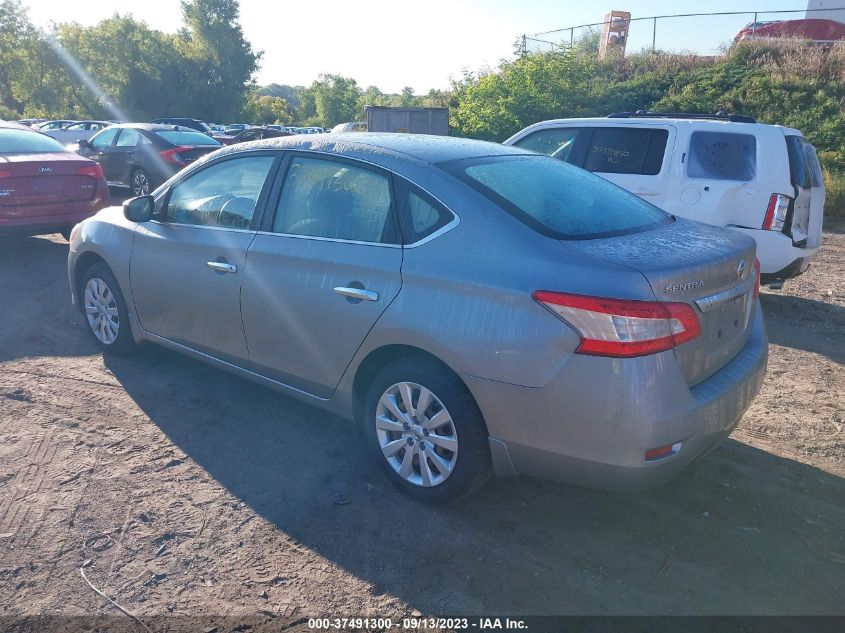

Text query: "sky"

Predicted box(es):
[24, 0, 814, 93]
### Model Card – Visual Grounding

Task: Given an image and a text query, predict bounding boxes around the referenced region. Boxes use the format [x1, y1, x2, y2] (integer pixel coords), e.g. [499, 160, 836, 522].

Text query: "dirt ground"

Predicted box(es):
[0, 219, 843, 629]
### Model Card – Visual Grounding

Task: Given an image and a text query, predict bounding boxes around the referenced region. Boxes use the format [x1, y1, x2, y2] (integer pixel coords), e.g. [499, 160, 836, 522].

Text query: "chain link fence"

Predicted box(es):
[519, 7, 845, 55]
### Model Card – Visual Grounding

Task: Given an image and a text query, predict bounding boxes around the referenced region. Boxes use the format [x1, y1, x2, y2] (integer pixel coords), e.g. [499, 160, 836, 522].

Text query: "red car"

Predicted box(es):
[0, 121, 109, 240]
[736, 18, 845, 43]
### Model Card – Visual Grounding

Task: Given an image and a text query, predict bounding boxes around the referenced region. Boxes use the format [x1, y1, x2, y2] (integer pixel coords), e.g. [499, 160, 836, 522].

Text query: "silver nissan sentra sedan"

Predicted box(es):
[67, 133, 768, 504]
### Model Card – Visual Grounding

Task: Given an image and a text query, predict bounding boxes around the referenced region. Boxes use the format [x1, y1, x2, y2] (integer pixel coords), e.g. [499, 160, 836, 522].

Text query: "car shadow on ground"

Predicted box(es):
[761, 293, 845, 365]
[105, 345, 845, 615]
[0, 234, 99, 363]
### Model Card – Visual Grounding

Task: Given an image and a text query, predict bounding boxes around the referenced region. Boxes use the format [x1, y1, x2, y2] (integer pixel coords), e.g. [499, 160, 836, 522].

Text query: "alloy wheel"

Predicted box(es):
[132, 170, 150, 196]
[375, 382, 459, 487]
[84, 277, 119, 345]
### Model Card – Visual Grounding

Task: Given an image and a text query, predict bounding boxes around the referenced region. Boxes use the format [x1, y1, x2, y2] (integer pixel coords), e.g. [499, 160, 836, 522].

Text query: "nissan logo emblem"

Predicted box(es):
[737, 260, 746, 279]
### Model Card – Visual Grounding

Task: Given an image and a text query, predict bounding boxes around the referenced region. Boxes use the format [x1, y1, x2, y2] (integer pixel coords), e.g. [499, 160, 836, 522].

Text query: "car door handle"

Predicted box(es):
[333, 286, 378, 301]
[207, 261, 237, 274]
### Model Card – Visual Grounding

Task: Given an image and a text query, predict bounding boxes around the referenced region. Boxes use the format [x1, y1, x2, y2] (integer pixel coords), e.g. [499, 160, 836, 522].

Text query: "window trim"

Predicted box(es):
[260, 150, 403, 247]
[154, 150, 283, 231]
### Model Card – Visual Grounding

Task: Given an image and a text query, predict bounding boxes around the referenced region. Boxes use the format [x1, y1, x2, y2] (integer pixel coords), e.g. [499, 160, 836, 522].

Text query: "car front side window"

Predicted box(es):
[271, 156, 398, 244]
[90, 128, 119, 149]
[165, 155, 275, 229]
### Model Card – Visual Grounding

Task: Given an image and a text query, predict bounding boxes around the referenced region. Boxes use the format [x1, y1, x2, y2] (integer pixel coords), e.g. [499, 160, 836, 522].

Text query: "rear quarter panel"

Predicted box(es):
[344, 172, 656, 390]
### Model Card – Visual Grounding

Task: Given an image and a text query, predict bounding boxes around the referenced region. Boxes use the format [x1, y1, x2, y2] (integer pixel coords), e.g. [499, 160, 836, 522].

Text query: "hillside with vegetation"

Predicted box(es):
[449, 41, 845, 218]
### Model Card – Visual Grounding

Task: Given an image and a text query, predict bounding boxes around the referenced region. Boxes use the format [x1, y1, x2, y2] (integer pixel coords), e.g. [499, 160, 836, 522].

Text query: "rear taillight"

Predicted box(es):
[0, 169, 11, 178]
[753, 257, 761, 300]
[76, 163, 103, 179]
[763, 193, 791, 231]
[159, 146, 191, 165]
[532, 291, 701, 358]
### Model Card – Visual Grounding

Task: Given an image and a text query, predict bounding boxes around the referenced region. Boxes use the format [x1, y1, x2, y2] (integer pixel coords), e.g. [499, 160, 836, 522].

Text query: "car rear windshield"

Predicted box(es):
[0, 128, 66, 153]
[443, 155, 672, 240]
[155, 130, 221, 146]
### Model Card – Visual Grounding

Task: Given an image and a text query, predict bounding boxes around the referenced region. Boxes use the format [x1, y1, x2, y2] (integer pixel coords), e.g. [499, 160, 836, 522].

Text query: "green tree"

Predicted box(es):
[242, 92, 292, 124]
[177, 0, 260, 121]
[302, 74, 361, 127]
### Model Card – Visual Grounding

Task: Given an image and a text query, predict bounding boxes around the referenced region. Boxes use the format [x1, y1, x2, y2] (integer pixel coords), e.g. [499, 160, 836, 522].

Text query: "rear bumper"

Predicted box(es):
[0, 208, 103, 236]
[468, 307, 768, 492]
[728, 226, 817, 278]
[760, 257, 809, 284]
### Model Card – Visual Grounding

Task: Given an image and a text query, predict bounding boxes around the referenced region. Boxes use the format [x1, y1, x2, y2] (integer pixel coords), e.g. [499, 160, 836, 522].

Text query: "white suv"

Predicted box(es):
[504, 112, 825, 284]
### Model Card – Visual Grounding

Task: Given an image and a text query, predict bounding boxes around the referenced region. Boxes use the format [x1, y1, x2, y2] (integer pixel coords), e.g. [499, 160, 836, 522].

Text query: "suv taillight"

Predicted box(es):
[532, 291, 701, 358]
[763, 194, 791, 231]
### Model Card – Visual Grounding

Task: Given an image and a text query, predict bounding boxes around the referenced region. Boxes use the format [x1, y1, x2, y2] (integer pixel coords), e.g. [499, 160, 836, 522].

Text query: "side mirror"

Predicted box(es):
[123, 196, 154, 223]
[77, 139, 92, 149]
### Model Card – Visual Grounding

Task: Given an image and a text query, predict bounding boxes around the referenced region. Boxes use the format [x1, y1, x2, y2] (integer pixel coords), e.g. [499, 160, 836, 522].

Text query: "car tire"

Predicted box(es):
[79, 262, 137, 355]
[363, 356, 492, 505]
[130, 168, 153, 197]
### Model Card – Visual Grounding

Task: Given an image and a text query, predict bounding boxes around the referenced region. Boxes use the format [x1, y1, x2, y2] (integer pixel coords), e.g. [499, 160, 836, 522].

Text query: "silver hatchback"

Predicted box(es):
[68, 134, 768, 504]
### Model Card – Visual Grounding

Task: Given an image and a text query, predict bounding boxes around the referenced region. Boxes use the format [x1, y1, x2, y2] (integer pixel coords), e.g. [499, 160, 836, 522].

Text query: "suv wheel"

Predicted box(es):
[80, 263, 137, 355]
[363, 357, 492, 504]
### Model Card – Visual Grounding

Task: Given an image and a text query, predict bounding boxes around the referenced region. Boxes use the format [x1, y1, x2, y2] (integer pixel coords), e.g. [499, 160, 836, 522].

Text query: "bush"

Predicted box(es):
[451, 41, 845, 175]
[824, 170, 845, 221]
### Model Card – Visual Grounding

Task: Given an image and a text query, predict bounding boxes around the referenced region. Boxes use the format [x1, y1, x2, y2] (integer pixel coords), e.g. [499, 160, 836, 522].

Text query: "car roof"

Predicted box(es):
[516, 116, 803, 137]
[112, 123, 206, 132]
[223, 133, 535, 166]
[0, 121, 36, 131]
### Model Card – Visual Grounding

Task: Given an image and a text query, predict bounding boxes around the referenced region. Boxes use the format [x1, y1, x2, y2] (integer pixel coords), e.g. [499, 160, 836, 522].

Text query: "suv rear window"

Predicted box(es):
[513, 126, 668, 176]
[444, 155, 672, 240]
[785, 135, 817, 189]
[688, 131, 756, 181]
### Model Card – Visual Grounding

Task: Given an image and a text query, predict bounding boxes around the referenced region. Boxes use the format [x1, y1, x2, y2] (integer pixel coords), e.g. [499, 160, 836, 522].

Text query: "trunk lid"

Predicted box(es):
[561, 218, 757, 386]
[0, 152, 99, 210]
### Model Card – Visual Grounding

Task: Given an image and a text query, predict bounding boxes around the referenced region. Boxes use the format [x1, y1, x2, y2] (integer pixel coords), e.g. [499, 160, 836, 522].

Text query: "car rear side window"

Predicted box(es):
[401, 187, 453, 244]
[445, 155, 671, 240]
[582, 127, 668, 175]
[166, 155, 275, 229]
[0, 129, 66, 153]
[688, 131, 756, 181]
[272, 156, 398, 244]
